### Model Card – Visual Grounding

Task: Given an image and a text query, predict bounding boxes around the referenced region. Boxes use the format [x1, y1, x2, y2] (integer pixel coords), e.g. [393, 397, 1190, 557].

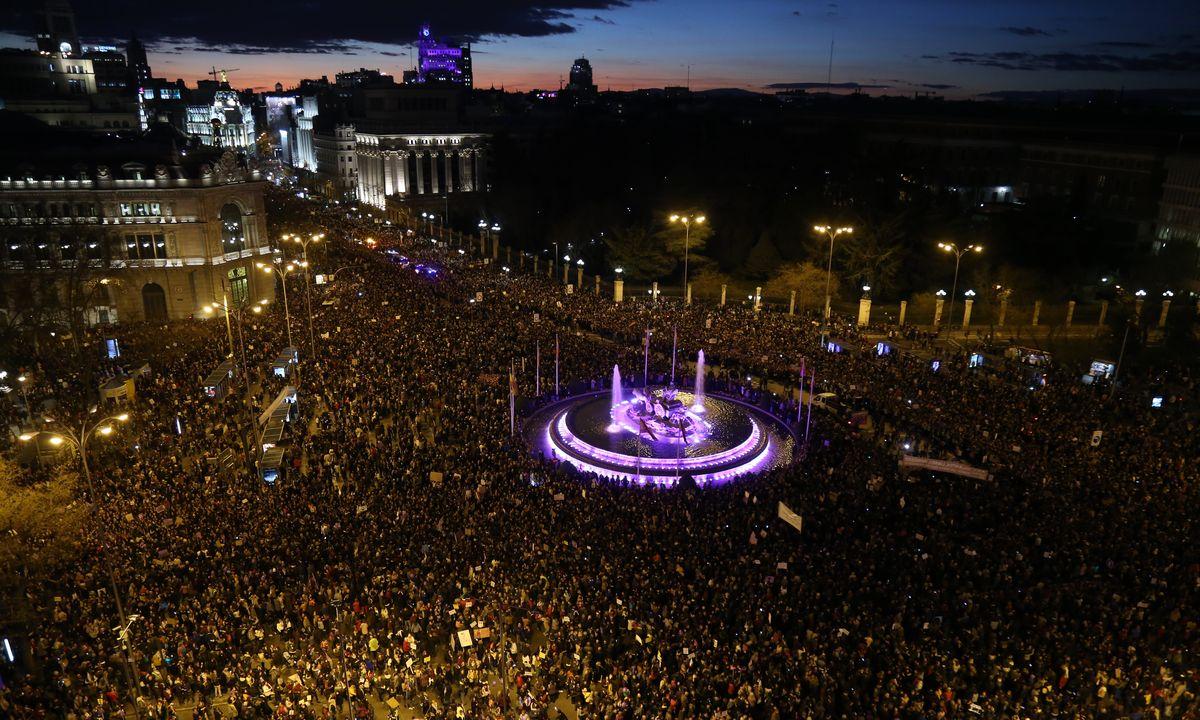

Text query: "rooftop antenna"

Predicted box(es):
[686, 64, 691, 91]
[825, 33, 834, 94]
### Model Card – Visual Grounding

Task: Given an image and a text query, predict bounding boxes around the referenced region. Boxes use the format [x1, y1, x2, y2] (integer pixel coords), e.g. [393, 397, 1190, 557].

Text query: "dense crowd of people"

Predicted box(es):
[1, 192, 1196, 719]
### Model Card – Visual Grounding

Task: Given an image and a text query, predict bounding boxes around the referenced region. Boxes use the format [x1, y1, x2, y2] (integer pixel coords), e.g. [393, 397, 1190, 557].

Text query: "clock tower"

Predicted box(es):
[33, 0, 81, 56]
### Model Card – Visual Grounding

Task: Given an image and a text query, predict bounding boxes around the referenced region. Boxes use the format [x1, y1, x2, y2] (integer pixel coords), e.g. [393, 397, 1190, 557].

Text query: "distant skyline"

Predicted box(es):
[1, 0, 1197, 96]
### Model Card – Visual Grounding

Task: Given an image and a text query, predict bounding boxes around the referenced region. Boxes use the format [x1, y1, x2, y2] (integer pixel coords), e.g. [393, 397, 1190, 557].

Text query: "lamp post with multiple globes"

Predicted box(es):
[669, 213, 706, 304]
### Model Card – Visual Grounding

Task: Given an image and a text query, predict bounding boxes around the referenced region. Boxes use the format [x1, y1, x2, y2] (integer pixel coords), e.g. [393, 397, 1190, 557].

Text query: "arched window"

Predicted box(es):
[141, 282, 167, 321]
[220, 203, 246, 253]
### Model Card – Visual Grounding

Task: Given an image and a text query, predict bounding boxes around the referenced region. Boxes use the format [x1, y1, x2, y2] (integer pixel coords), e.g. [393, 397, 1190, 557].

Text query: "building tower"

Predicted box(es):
[567, 57, 596, 93]
[126, 33, 152, 85]
[33, 0, 80, 56]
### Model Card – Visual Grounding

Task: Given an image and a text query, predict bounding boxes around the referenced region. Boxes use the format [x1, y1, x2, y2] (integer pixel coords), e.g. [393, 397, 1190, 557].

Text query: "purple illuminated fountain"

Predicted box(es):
[608, 365, 622, 432]
[528, 379, 794, 486]
[692, 350, 706, 413]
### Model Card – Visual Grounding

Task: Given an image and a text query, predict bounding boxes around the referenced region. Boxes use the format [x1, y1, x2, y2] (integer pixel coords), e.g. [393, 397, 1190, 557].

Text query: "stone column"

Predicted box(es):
[686, 283, 693, 306]
[857, 297, 871, 326]
[506, 247, 512, 266]
[933, 296, 944, 327]
[533, 257, 538, 274]
[962, 298, 974, 329]
[576, 267, 583, 288]
[446, 151, 456, 193]
[613, 279, 624, 303]
[1097, 299, 1108, 328]
[754, 287, 762, 313]
[652, 282, 659, 302]
[1065, 300, 1076, 328]
[1159, 299, 1171, 328]
[594, 275, 600, 295]
[898, 300, 908, 326]
[998, 295, 1009, 327]
[1031, 300, 1041, 327]
[563, 264, 569, 285]
[789, 290, 796, 316]
[492, 236, 499, 260]
[414, 152, 425, 195]
[1134, 297, 1145, 318]
[397, 151, 409, 195]
[459, 151, 471, 192]
[720, 284, 727, 306]
[382, 151, 394, 196]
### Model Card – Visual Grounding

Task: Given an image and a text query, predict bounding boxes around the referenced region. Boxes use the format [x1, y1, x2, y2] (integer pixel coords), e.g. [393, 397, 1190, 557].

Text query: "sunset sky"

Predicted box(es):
[1, 0, 1196, 95]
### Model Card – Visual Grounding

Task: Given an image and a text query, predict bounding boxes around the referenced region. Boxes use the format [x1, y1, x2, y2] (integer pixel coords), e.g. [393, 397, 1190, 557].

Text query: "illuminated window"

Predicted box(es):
[227, 266, 249, 306]
[220, 203, 246, 252]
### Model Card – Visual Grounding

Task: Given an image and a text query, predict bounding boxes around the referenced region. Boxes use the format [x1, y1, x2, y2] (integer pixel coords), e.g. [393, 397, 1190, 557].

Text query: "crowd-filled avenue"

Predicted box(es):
[1, 192, 1196, 720]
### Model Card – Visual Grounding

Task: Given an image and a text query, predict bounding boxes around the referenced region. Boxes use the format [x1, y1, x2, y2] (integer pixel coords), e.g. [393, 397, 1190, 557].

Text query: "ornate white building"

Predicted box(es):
[355, 132, 486, 208]
[186, 88, 256, 152]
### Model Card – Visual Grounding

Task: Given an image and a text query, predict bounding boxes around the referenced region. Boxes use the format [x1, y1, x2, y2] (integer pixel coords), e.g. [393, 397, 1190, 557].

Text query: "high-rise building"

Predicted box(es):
[413, 24, 472, 88]
[126, 33, 151, 85]
[567, 57, 596, 93]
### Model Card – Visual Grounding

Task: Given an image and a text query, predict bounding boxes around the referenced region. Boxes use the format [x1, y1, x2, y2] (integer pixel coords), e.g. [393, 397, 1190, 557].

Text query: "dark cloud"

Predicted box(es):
[1001, 26, 1054, 37]
[764, 82, 890, 90]
[1094, 41, 1154, 48]
[868, 78, 959, 90]
[929, 50, 1200, 72]
[0, 0, 639, 53]
[592, 15, 616, 25]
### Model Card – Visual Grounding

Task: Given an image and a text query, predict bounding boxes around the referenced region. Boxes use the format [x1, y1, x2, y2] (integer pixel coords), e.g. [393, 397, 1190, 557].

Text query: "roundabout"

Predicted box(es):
[527, 381, 795, 485]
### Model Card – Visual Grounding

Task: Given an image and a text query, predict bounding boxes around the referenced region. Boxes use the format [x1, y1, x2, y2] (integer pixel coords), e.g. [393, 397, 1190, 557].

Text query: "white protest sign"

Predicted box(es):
[777, 502, 803, 534]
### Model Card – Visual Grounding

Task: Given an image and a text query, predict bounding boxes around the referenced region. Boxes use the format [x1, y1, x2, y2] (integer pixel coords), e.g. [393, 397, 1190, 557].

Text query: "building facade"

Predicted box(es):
[1155, 155, 1200, 261]
[414, 25, 472, 87]
[313, 123, 357, 197]
[186, 87, 256, 151]
[0, 146, 275, 323]
[355, 132, 486, 208]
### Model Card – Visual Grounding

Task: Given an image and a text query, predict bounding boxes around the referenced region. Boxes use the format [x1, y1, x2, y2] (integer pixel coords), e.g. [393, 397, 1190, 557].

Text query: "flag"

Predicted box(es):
[638, 418, 658, 441]
[777, 502, 803, 534]
[509, 361, 517, 437]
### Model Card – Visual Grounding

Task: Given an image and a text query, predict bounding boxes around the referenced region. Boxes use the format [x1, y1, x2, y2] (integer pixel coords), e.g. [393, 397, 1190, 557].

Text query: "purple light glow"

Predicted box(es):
[556, 412, 760, 471]
[543, 421, 773, 485]
[530, 391, 794, 487]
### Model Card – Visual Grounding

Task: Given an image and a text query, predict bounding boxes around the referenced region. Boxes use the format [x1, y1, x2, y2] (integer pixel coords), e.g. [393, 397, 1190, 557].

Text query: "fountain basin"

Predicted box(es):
[527, 390, 795, 485]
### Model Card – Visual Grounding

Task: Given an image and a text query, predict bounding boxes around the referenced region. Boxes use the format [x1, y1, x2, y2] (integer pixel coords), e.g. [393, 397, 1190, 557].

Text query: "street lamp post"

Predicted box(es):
[283, 232, 324, 361]
[256, 259, 299, 350]
[937, 242, 983, 331]
[669, 213, 706, 305]
[813, 225, 853, 324]
[204, 297, 267, 390]
[17, 373, 32, 423]
[19, 413, 143, 717]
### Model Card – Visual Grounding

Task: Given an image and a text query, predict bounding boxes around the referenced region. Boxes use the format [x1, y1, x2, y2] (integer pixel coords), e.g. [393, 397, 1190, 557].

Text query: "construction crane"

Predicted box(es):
[208, 66, 240, 85]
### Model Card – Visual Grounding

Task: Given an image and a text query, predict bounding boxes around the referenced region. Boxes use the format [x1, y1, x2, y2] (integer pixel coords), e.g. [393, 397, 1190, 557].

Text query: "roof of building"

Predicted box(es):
[0, 112, 257, 184]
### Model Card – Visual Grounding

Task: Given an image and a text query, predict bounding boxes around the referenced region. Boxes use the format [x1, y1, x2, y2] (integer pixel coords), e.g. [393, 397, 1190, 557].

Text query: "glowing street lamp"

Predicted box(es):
[669, 213, 706, 304]
[937, 241, 982, 329]
[256, 259, 300, 350]
[283, 232, 323, 359]
[813, 224, 853, 322]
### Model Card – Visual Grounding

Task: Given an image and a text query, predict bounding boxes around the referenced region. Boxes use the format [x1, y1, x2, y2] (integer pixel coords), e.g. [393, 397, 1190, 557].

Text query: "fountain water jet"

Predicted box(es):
[692, 350, 707, 413]
[608, 365, 623, 431]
